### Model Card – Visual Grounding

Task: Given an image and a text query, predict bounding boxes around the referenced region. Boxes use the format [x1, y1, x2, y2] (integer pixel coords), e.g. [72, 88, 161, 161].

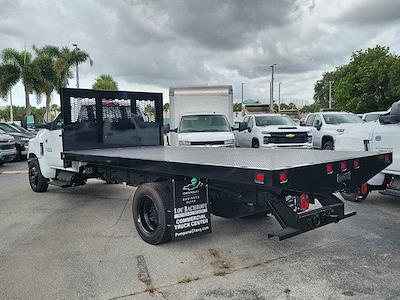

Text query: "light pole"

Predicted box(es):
[328, 81, 333, 109]
[73, 44, 80, 88]
[270, 64, 276, 112]
[9, 88, 13, 122]
[278, 82, 282, 112]
[241, 82, 244, 106]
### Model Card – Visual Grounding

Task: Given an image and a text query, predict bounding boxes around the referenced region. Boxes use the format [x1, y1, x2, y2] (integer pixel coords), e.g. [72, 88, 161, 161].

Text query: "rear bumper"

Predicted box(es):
[264, 192, 355, 240]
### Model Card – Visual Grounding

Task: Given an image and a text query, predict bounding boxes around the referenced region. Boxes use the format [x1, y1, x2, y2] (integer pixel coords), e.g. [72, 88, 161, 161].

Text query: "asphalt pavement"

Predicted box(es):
[0, 161, 399, 300]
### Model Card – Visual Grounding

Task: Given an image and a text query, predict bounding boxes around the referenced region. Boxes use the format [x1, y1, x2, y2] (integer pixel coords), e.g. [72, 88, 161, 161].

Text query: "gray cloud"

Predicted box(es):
[1, 0, 400, 107]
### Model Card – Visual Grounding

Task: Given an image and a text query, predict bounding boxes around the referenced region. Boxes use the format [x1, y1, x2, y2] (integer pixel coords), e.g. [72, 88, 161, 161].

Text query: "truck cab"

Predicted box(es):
[173, 113, 235, 147]
[169, 86, 235, 147]
[304, 112, 364, 150]
[236, 114, 312, 148]
[335, 101, 400, 200]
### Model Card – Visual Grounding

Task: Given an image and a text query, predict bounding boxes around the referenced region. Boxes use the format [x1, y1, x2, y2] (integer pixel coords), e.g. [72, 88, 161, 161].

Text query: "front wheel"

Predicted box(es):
[252, 139, 260, 148]
[323, 140, 334, 150]
[132, 183, 171, 245]
[28, 158, 49, 192]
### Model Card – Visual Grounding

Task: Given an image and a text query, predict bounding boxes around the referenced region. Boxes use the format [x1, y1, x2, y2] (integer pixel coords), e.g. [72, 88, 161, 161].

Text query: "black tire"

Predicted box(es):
[15, 146, 21, 161]
[323, 140, 334, 150]
[252, 139, 260, 148]
[132, 183, 171, 245]
[28, 158, 49, 192]
[340, 190, 369, 202]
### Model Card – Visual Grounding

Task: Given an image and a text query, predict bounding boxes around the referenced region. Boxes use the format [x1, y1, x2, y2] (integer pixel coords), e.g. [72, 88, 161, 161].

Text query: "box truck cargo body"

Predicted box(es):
[169, 86, 235, 147]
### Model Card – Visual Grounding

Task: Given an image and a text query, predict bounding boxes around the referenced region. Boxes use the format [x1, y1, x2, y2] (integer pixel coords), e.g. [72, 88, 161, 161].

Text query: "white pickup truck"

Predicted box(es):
[304, 112, 364, 150]
[235, 114, 313, 148]
[335, 101, 400, 201]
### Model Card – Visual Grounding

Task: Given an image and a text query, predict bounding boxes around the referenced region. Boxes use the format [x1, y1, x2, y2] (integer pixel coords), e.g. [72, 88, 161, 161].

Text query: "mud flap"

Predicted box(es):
[170, 176, 212, 241]
[260, 192, 356, 240]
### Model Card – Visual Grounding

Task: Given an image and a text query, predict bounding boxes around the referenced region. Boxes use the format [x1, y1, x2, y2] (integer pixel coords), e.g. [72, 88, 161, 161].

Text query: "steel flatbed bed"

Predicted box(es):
[64, 146, 388, 194]
[28, 88, 393, 244]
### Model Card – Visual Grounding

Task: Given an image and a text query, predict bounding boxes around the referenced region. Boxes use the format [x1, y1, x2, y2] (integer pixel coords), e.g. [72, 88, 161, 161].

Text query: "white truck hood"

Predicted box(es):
[179, 131, 234, 142]
[256, 125, 311, 132]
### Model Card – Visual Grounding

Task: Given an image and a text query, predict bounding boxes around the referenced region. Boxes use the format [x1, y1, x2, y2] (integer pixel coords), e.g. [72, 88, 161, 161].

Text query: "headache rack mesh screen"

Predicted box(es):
[62, 88, 163, 150]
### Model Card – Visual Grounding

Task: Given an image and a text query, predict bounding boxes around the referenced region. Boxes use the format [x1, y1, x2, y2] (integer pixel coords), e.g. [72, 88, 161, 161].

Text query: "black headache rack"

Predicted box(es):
[60, 88, 392, 242]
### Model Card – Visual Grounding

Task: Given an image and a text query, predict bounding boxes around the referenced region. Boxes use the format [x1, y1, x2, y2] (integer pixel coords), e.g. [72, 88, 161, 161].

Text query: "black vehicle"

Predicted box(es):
[27, 89, 392, 245]
[0, 123, 33, 161]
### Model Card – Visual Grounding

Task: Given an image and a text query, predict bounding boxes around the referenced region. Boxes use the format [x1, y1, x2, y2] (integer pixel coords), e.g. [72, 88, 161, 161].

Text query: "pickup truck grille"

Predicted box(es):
[0, 144, 15, 150]
[267, 132, 308, 144]
[190, 141, 225, 146]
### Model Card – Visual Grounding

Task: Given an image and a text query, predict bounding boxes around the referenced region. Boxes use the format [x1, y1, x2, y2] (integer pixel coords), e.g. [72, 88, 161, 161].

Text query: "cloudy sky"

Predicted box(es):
[1, 0, 400, 107]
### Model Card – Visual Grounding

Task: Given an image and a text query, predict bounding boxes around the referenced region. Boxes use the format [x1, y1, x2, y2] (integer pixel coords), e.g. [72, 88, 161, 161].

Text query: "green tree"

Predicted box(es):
[32, 47, 58, 122]
[300, 102, 321, 113]
[0, 48, 42, 114]
[280, 103, 289, 110]
[314, 45, 400, 113]
[233, 102, 242, 112]
[92, 74, 118, 90]
[287, 102, 297, 110]
[163, 103, 169, 112]
[33, 45, 93, 92]
[313, 71, 335, 108]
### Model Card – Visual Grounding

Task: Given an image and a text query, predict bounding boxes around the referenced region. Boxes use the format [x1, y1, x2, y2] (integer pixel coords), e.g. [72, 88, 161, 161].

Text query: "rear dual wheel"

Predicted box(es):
[132, 183, 171, 245]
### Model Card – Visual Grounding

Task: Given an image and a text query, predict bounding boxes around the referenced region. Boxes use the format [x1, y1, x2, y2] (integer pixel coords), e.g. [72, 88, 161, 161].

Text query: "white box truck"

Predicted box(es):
[169, 85, 235, 147]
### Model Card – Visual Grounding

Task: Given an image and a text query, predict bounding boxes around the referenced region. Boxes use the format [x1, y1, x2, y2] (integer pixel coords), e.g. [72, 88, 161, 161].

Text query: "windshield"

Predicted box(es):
[0, 128, 6, 134]
[364, 113, 382, 122]
[9, 123, 29, 133]
[323, 114, 364, 124]
[179, 115, 231, 133]
[255, 115, 296, 126]
[0, 124, 14, 133]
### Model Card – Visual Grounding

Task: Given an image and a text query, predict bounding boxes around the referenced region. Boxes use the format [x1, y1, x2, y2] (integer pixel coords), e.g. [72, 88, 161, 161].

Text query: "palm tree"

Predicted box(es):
[33, 45, 93, 92]
[92, 74, 118, 90]
[0, 48, 41, 114]
[32, 47, 57, 122]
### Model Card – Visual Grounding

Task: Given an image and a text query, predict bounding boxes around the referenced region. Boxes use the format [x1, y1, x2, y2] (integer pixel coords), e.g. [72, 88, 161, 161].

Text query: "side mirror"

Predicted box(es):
[315, 120, 322, 130]
[162, 124, 170, 134]
[238, 122, 247, 131]
[170, 127, 178, 133]
[300, 120, 306, 126]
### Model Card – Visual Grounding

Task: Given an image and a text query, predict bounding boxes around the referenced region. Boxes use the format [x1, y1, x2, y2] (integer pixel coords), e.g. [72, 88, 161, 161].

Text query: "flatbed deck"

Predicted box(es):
[64, 146, 381, 170]
[63, 146, 387, 190]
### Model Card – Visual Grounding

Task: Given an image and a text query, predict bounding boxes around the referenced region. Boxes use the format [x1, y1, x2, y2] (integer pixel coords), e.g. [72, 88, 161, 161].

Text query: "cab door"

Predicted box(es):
[43, 115, 64, 169]
[237, 116, 249, 147]
[312, 114, 324, 149]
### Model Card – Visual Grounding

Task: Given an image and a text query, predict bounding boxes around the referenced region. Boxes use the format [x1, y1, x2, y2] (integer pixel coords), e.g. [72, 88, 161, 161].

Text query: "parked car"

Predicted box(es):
[361, 111, 386, 122]
[0, 129, 17, 166]
[235, 113, 313, 148]
[0, 123, 32, 160]
[304, 112, 364, 150]
[335, 101, 400, 201]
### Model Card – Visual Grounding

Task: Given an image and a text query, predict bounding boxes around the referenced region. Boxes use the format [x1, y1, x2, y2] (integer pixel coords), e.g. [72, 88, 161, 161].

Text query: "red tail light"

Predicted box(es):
[360, 183, 368, 195]
[326, 164, 334, 174]
[353, 160, 360, 169]
[384, 154, 391, 164]
[340, 162, 347, 172]
[279, 172, 288, 184]
[255, 173, 265, 184]
[299, 193, 310, 211]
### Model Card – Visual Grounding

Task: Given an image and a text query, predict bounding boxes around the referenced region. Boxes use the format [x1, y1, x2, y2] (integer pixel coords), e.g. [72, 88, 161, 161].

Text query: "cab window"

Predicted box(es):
[313, 115, 322, 127]
[306, 114, 315, 126]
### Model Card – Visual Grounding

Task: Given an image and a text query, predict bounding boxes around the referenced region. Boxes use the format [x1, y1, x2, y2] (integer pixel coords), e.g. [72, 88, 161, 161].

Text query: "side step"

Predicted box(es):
[49, 179, 72, 188]
[49, 170, 85, 188]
